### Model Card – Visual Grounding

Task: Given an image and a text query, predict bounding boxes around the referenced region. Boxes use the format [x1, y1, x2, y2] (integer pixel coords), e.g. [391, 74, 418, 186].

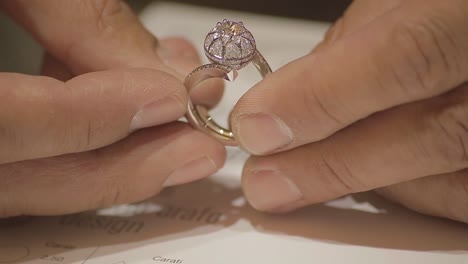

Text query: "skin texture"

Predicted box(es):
[2, 0, 468, 226]
[232, 0, 468, 224]
[0, 0, 226, 217]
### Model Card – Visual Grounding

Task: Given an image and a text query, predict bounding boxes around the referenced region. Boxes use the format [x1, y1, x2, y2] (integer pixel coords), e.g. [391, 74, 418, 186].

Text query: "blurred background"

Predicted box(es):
[0, 0, 351, 74]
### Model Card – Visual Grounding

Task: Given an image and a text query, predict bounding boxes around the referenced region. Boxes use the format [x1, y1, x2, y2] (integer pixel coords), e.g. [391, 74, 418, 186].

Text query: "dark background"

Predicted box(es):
[133, 0, 352, 22]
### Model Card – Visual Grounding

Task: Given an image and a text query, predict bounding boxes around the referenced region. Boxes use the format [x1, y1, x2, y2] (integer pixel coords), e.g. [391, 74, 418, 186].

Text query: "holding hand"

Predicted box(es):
[0, 0, 225, 217]
[232, 0, 468, 223]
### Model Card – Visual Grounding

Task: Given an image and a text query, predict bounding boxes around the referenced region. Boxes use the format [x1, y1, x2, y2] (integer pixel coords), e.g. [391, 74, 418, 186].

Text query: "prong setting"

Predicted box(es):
[204, 20, 256, 70]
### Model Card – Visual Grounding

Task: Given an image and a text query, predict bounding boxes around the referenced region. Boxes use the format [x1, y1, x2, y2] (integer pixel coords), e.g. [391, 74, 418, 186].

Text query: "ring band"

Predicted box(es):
[185, 19, 272, 146]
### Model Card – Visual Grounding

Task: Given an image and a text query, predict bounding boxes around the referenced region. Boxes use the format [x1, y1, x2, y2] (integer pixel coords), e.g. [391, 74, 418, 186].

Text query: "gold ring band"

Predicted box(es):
[185, 20, 272, 146]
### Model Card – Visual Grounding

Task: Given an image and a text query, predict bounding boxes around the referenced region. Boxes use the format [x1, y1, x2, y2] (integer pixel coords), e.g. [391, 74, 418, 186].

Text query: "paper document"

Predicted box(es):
[1, 3, 468, 264]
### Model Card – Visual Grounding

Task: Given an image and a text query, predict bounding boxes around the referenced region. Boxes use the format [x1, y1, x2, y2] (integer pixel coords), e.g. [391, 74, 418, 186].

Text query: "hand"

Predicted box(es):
[231, 0, 468, 223]
[0, 0, 225, 217]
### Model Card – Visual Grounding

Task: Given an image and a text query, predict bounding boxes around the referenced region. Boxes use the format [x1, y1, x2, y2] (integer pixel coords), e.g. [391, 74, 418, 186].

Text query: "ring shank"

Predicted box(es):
[184, 51, 272, 146]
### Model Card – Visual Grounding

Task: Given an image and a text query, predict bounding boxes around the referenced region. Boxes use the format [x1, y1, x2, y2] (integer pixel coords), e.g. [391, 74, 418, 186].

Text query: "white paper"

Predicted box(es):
[1, 2, 468, 264]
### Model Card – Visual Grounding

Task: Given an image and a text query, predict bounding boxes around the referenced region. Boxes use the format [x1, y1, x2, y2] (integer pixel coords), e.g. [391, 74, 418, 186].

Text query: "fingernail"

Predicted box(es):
[130, 97, 184, 132]
[236, 113, 293, 155]
[244, 170, 303, 211]
[163, 157, 217, 187]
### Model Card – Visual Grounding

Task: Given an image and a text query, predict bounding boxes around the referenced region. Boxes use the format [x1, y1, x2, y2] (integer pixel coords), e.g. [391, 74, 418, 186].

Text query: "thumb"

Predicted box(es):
[231, 1, 467, 155]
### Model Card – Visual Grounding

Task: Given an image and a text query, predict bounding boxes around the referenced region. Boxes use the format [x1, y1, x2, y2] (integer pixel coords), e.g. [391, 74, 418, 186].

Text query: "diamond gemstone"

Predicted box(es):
[225, 43, 241, 59]
[208, 39, 223, 58]
[221, 33, 232, 45]
[232, 35, 242, 45]
[204, 32, 220, 50]
[240, 38, 254, 57]
[204, 20, 256, 70]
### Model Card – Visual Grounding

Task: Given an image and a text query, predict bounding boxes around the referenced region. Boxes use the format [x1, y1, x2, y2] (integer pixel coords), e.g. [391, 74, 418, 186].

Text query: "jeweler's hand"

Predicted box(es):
[0, 0, 225, 217]
[231, 0, 468, 223]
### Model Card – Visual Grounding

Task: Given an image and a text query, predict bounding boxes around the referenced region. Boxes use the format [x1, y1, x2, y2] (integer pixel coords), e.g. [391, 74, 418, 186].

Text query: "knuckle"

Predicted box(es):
[0, 180, 16, 218]
[0, 120, 18, 163]
[0, 166, 30, 217]
[79, 157, 129, 209]
[92, 173, 136, 210]
[455, 180, 468, 223]
[423, 100, 468, 168]
[388, 16, 462, 96]
[71, 114, 107, 152]
[51, 156, 130, 213]
[71, 118, 99, 152]
[61, 75, 120, 153]
[64, 0, 130, 68]
[299, 81, 346, 134]
[85, 0, 124, 34]
[442, 172, 468, 224]
[94, 185, 125, 209]
[457, 177, 468, 223]
[310, 150, 368, 199]
[0, 78, 70, 162]
[47, 85, 90, 152]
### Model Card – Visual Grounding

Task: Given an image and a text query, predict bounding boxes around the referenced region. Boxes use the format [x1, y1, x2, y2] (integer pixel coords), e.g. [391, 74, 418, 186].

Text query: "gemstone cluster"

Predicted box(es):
[204, 19, 256, 70]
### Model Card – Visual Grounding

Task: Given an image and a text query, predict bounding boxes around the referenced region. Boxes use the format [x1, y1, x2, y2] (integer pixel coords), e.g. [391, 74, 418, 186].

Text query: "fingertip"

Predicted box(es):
[241, 158, 304, 212]
[232, 112, 294, 155]
[189, 78, 225, 109]
[129, 95, 185, 132]
[158, 37, 201, 63]
[154, 124, 227, 187]
[157, 37, 201, 78]
[162, 156, 218, 187]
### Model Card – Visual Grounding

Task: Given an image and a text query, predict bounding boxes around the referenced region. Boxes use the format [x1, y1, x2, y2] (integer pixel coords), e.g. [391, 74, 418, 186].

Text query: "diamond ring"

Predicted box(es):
[185, 19, 272, 146]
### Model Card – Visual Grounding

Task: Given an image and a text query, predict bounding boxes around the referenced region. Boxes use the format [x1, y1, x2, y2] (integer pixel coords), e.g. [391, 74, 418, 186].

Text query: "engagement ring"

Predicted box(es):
[185, 19, 272, 146]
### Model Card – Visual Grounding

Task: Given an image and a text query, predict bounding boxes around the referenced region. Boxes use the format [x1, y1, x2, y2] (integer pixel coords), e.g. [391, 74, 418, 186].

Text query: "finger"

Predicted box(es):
[242, 83, 468, 212]
[40, 53, 73, 81]
[376, 170, 468, 224]
[38, 35, 223, 108]
[315, 0, 402, 51]
[158, 38, 225, 108]
[231, 1, 468, 155]
[2, 0, 224, 110]
[0, 0, 169, 74]
[1, 0, 161, 73]
[0, 123, 226, 217]
[0, 68, 188, 164]
[0, 1, 224, 108]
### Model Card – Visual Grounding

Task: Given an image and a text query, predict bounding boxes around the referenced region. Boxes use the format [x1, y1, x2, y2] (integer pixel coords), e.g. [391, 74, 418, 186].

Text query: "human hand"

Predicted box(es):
[231, 0, 468, 223]
[0, 0, 225, 217]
